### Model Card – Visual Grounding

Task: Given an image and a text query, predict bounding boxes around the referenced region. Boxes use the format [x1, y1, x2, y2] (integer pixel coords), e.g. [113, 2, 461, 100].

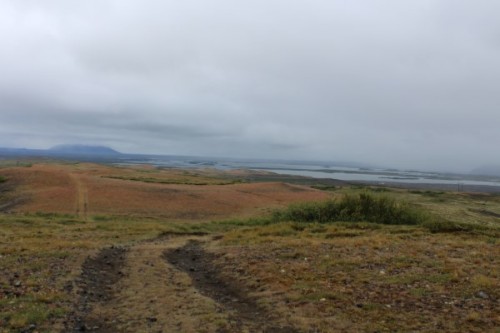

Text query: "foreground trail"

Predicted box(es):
[64, 246, 127, 332]
[65, 236, 302, 333]
[165, 240, 300, 333]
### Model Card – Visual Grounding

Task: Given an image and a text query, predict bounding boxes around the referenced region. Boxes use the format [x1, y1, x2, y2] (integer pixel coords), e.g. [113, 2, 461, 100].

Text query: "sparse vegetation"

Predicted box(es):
[409, 190, 445, 197]
[0, 161, 499, 332]
[104, 175, 243, 186]
[272, 193, 427, 225]
[311, 184, 337, 191]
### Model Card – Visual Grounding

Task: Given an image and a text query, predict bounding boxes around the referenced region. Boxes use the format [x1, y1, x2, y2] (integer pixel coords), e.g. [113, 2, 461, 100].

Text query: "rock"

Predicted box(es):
[477, 291, 489, 299]
[14, 280, 22, 287]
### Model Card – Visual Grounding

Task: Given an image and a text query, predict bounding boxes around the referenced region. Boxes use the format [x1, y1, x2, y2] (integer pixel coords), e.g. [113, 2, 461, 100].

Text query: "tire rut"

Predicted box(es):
[63, 246, 127, 332]
[164, 240, 300, 333]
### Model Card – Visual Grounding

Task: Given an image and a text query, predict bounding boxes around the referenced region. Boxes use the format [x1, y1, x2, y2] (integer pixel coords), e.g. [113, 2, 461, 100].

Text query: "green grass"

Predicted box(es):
[421, 219, 490, 233]
[165, 191, 499, 237]
[272, 193, 427, 225]
[409, 190, 445, 197]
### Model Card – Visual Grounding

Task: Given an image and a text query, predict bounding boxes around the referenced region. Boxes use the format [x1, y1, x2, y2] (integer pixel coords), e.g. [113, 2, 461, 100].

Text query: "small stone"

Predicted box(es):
[14, 280, 22, 287]
[320, 298, 326, 302]
[477, 291, 489, 299]
[379, 270, 386, 275]
[280, 269, 286, 274]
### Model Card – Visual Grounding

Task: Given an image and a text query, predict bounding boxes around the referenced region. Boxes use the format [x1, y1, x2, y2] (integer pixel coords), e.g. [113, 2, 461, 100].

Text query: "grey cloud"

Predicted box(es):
[1, 0, 500, 172]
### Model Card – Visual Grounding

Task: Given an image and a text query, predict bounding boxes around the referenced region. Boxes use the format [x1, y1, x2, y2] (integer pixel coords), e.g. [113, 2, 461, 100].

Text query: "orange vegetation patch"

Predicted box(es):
[0, 163, 329, 220]
[0, 164, 76, 214]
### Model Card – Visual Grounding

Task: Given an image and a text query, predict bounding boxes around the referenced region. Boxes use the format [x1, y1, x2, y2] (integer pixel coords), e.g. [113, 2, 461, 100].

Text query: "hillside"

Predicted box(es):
[0, 162, 498, 332]
[49, 144, 120, 155]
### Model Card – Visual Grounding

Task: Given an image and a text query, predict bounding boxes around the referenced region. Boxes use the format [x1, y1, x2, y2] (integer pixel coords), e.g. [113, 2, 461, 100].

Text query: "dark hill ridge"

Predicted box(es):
[49, 144, 120, 155]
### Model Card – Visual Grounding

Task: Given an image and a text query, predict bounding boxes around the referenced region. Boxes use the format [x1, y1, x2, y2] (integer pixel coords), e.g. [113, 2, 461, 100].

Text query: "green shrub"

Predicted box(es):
[273, 193, 426, 225]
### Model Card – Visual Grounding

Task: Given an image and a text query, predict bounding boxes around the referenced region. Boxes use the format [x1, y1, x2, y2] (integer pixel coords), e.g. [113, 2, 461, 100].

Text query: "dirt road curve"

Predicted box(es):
[64, 236, 303, 333]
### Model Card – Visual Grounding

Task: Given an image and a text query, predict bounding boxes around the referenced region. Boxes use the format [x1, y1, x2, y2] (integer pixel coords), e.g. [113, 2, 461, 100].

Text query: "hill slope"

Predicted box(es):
[49, 144, 120, 155]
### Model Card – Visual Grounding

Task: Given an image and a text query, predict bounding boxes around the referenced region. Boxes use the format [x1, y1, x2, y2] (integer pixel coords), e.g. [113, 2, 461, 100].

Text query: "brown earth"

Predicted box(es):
[1, 162, 498, 333]
[63, 235, 304, 333]
[165, 240, 300, 333]
[0, 163, 329, 219]
[64, 246, 127, 332]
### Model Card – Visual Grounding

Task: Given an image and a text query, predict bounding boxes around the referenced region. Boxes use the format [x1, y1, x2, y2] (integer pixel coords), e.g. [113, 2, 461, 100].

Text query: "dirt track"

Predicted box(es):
[166, 240, 299, 333]
[69, 174, 88, 220]
[65, 246, 127, 332]
[64, 236, 303, 333]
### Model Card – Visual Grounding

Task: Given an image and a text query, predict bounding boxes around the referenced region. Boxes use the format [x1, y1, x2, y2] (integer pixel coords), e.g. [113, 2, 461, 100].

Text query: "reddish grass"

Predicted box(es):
[0, 163, 328, 220]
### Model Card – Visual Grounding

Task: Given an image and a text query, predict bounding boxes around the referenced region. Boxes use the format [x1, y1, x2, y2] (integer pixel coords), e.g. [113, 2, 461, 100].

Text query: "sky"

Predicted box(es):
[1, 0, 500, 172]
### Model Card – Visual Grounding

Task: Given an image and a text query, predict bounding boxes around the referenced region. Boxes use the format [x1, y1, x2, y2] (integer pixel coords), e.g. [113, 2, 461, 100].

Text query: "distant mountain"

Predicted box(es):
[470, 165, 500, 177]
[49, 144, 120, 155]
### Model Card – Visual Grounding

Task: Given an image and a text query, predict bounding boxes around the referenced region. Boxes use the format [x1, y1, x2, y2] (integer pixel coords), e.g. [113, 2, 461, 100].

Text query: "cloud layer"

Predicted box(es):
[1, 0, 500, 172]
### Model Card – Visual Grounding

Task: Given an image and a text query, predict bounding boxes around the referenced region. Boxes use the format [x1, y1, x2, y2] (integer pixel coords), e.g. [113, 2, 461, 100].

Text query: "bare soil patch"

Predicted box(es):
[165, 240, 301, 333]
[64, 246, 128, 332]
[62, 236, 304, 333]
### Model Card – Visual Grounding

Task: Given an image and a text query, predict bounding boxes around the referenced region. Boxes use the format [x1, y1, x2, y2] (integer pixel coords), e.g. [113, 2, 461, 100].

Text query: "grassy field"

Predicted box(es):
[0, 162, 498, 332]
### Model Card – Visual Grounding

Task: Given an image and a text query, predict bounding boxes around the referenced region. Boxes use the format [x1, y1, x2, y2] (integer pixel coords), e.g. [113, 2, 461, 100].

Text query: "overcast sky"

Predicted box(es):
[1, 1, 499, 172]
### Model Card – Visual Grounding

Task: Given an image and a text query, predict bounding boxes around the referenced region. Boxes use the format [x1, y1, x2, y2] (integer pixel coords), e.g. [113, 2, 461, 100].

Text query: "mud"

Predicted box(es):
[64, 246, 127, 332]
[165, 240, 300, 333]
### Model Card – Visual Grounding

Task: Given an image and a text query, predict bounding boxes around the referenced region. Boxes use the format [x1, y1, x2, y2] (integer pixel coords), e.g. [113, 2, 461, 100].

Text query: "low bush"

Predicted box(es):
[273, 193, 427, 225]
